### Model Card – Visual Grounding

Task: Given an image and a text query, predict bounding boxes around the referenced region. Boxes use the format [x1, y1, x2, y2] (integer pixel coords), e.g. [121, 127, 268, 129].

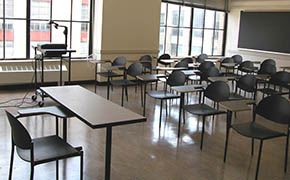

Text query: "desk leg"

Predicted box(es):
[107, 72, 110, 100]
[105, 126, 112, 180]
[60, 57, 63, 86]
[68, 52, 71, 83]
[63, 118, 67, 142]
[178, 93, 184, 138]
[143, 82, 147, 116]
[95, 63, 97, 93]
[223, 110, 232, 162]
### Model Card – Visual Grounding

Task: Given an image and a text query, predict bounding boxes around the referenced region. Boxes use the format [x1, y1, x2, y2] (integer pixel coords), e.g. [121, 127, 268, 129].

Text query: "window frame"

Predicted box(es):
[159, 2, 227, 57]
[0, 0, 94, 60]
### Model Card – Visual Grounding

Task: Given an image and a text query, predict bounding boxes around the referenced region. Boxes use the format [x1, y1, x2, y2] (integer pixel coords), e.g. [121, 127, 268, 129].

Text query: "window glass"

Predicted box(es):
[180, 6, 191, 27]
[73, 0, 90, 21]
[177, 28, 190, 56]
[72, 22, 89, 57]
[213, 30, 224, 55]
[167, 4, 179, 27]
[215, 11, 225, 29]
[202, 29, 213, 55]
[204, 10, 215, 29]
[192, 8, 204, 28]
[6, 0, 26, 18]
[31, 0, 51, 19]
[159, 27, 165, 55]
[165, 27, 178, 56]
[52, 0, 71, 20]
[160, 3, 166, 25]
[51, 21, 70, 45]
[191, 29, 202, 55]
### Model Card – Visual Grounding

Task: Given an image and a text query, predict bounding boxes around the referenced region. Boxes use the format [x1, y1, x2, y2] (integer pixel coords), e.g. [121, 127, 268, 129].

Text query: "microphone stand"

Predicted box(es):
[49, 21, 68, 49]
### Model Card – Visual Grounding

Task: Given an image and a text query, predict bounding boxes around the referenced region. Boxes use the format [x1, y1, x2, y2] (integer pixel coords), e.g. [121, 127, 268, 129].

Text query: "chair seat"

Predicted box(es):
[188, 75, 200, 81]
[183, 104, 225, 116]
[17, 135, 81, 164]
[97, 71, 123, 78]
[232, 122, 286, 140]
[110, 79, 136, 86]
[18, 106, 74, 118]
[147, 90, 180, 99]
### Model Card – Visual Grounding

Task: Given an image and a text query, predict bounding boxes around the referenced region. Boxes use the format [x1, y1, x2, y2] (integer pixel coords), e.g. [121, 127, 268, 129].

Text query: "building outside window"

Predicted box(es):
[0, 0, 92, 60]
[159, 2, 226, 57]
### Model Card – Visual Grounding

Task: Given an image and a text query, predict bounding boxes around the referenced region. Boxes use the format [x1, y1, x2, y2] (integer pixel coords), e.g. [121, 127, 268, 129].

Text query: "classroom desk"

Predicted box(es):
[137, 74, 166, 116]
[159, 59, 180, 64]
[219, 99, 256, 162]
[208, 76, 237, 83]
[40, 85, 146, 180]
[171, 84, 205, 138]
[88, 59, 111, 93]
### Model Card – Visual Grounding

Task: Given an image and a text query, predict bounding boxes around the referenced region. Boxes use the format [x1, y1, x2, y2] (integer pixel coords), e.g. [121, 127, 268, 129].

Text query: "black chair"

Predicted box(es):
[139, 55, 152, 74]
[258, 71, 290, 98]
[237, 61, 256, 74]
[201, 67, 221, 84]
[232, 54, 243, 65]
[257, 63, 276, 75]
[260, 59, 276, 68]
[220, 57, 235, 75]
[147, 71, 186, 129]
[183, 81, 229, 150]
[229, 74, 257, 100]
[157, 53, 171, 66]
[196, 54, 208, 63]
[198, 61, 215, 73]
[181, 57, 193, 64]
[224, 95, 290, 180]
[97, 56, 126, 79]
[6, 111, 83, 180]
[110, 62, 143, 106]
[189, 61, 214, 84]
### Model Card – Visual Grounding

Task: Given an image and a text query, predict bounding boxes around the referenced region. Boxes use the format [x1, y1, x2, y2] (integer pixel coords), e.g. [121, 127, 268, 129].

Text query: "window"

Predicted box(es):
[0, 0, 92, 60]
[159, 2, 226, 57]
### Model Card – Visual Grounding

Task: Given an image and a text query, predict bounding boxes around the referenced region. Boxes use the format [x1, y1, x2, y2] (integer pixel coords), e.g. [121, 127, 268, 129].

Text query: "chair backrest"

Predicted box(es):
[112, 56, 126, 66]
[221, 57, 234, 64]
[204, 81, 230, 102]
[256, 95, 290, 124]
[236, 74, 257, 93]
[261, 59, 276, 68]
[139, 55, 152, 61]
[174, 60, 188, 68]
[181, 57, 193, 64]
[6, 111, 32, 150]
[201, 67, 220, 81]
[269, 71, 290, 85]
[158, 54, 171, 65]
[196, 54, 208, 63]
[232, 55, 243, 64]
[199, 61, 214, 72]
[258, 63, 276, 75]
[127, 62, 143, 77]
[167, 71, 186, 86]
[238, 61, 254, 71]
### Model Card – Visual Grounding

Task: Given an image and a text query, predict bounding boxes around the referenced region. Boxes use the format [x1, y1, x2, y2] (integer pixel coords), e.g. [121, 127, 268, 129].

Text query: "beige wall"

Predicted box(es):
[0, 0, 162, 85]
[226, 0, 290, 69]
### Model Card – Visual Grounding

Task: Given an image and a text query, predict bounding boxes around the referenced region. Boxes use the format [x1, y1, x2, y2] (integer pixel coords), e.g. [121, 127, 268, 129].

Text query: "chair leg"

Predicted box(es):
[125, 87, 128, 102]
[121, 86, 124, 106]
[255, 140, 264, 180]
[56, 117, 59, 136]
[30, 164, 34, 180]
[56, 160, 59, 180]
[8, 144, 14, 180]
[80, 151, 84, 180]
[200, 116, 206, 150]
[284, 132, 289, 172]
[251, 138, 255, 157]
[159, 100, 163, 129]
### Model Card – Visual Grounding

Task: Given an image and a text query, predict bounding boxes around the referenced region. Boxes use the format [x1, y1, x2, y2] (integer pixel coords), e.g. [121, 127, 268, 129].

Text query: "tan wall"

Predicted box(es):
[226, 0, 290, 69]
[0, 0, 162, 85]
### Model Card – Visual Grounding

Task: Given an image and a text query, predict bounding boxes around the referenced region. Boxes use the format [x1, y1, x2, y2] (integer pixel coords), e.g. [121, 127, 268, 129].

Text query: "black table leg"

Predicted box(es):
[178, 93, 184, 138]
[63, 118, 67, 142]
[143, 82, 147, 116]
[223, 110, 232, 162]
[60, 57, 63, 85]
[107, 72, 110, 100]
[105, 126, 112, 180]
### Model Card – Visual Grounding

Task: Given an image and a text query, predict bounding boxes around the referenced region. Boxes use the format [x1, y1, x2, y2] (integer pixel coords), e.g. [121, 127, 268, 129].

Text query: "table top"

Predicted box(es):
[40, 85, 146, 129]
[220, 99, 256, 112]
[181, 70, 200, 76]
[188, 63, 200, 68]
[102, 65, 125, 71]
[171, 84, 205, 93]
[221, 63, 237, 68]
[39, 48, 76, 53]
[136, 74, 166, 81]
[208, 76, 237, 83]
[155, 66, 188, 71]
[159, 59, 180, 64]
[255, 74, 270, 81]
[88, 59, 111, 64]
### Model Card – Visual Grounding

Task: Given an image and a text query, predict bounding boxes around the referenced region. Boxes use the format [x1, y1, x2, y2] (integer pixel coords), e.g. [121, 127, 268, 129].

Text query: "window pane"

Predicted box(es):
[177, 28, 189, 56]
[5, 20, 26, 58]
[30, 21, 51, 58]
[204, 10, 215, 29]
[215, 11, 225, 29]
[51, 21, 70, 46]
[160, 3, 166, 25]
[213, 30, 224, 55]
[165, 27, 178, 56]
[73, 0, 90, 21]
[191, 29, 202, 56]
[167, 4, 179, 27]
[202, 30, 213, 55]
[192, 8, 204, 28]
[159, 27, 165, 55]
[71, 22, 88, 57]
[180, 6, 191, 27]
[31, 0, 51, 19]
[0, 20, 3, 58]
[52, 0, 71, 20]
[6, 0, 26, 18]
[0, 1, 3, 18]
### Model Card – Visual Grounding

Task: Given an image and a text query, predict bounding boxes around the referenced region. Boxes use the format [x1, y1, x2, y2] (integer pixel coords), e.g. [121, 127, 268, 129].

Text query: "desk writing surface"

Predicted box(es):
[220, 99, 256, 112]
[40, 85, 146, 129]
[171, 84, 205, 93]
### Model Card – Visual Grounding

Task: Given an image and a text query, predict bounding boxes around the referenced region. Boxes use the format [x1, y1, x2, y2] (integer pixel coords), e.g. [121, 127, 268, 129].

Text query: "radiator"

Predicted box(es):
[0, 63, 67, 85]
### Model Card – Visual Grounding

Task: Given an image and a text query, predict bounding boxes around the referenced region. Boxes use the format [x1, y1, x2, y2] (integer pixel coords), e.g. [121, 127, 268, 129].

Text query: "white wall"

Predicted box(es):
[226, 0, 290, 69]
